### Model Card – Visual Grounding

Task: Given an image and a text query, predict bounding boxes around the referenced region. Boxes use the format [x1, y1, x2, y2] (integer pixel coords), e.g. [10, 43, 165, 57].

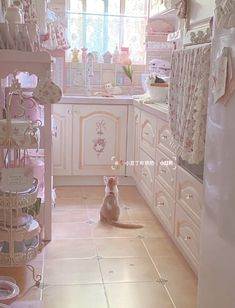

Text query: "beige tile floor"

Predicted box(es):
[1, 186, 198, 308]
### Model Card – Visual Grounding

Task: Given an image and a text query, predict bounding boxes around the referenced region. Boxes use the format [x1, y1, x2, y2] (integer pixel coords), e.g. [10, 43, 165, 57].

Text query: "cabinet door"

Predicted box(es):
[155, 148, 177, 196]
[133, 108, 141, 179]
[176, 166, 203, 225]
[140, 111, 157, 159]
[137, 149, 155, 207]
[52, 104, 72, 175]
[157, 118, 175, 156]
[175, 203, 200, 273]
[72, 105, 127, 175]
[154, 180, 175, 235]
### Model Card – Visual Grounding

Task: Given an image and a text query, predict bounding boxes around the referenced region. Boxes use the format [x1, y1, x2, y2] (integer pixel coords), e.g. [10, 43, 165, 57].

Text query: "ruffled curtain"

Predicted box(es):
[169, 45, 211, 164]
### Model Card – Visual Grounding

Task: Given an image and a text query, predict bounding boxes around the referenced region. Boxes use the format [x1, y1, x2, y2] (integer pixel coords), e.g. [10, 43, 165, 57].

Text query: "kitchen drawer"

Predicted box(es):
[155, 148, 177, 196]
[140, 111, 157, 159]
[154, 180, 175, 235]
[157, 118, 175, 155]
[138, 149, 155, 206]
[176, 166, 203, 225]
[175, 203, 200, 272]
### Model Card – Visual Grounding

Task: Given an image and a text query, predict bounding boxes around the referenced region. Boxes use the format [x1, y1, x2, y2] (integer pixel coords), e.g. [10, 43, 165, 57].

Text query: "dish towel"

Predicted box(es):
[169, 45, 211, 164]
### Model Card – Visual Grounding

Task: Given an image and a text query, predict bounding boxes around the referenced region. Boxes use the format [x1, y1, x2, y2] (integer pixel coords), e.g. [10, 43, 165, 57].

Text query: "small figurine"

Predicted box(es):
[104, 83, 122, 95]
[87, 52, 94, 77]
[81, 47, 87, 63]
[103, 51, 112, 64]
[71, 48, 80, 63]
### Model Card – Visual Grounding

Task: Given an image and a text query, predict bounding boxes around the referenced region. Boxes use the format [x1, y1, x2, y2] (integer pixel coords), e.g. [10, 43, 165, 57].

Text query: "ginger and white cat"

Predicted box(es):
[100, 176, 143, 229]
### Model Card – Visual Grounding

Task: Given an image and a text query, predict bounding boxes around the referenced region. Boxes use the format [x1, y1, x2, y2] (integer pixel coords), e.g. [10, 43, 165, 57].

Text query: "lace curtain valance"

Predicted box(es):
[169, 45, 211, 164]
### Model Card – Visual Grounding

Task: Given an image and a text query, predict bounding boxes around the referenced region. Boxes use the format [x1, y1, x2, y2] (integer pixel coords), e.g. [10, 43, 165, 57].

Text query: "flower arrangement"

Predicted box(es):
[122, 64, 133, 83]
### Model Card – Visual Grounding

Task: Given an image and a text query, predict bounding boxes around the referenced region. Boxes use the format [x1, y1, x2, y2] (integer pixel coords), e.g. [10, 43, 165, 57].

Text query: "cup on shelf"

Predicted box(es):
[0, 279, 19, 305]
[14, 241, 26, 253]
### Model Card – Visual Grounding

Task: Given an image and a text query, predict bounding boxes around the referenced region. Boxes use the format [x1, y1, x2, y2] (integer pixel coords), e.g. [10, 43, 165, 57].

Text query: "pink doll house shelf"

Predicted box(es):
[0, 49, 53, 287]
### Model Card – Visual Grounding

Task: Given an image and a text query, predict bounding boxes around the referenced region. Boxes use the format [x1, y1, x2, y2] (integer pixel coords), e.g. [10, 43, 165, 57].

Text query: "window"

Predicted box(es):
[66, 0, 148, 63]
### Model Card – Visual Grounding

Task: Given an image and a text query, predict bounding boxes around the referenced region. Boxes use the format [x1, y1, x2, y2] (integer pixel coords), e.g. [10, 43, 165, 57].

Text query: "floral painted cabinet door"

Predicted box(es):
[72, 105, 128, 175]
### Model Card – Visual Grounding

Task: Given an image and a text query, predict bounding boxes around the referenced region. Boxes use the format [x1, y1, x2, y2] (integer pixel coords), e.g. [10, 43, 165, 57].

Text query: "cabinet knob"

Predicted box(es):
[184, 236, 191, 240]
[52, 131, 57, 138]
[157, 201, 164, 206]
[185, 193, 193, 200]
[161, 135, 168, 140]
[160, 169, 167, 174]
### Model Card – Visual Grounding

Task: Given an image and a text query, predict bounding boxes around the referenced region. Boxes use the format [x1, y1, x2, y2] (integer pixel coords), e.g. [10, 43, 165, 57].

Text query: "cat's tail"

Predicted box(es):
[109, 221, 143, 229]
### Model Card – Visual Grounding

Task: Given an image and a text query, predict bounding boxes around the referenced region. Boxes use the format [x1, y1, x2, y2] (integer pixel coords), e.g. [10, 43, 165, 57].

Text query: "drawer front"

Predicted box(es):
[175, 203, 200, 271]
[177, 166, 203, 225]
[157, 118, 175, 155]
[138, 149, 155, 206]
[156, 149, 176, 196]
[154, 180, 175, 234]
[140, 111, 156, 159]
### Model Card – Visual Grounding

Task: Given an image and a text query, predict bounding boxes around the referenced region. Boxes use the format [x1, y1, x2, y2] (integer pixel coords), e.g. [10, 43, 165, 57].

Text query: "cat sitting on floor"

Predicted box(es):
[100, 176, 143, 229]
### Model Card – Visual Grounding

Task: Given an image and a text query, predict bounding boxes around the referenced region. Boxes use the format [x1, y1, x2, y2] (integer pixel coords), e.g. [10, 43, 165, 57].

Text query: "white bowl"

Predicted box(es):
[0, 277, 16, 285]
[0, 280, 19, 305]
[147, 84, 168, 102]
[0, 303, 11, 308]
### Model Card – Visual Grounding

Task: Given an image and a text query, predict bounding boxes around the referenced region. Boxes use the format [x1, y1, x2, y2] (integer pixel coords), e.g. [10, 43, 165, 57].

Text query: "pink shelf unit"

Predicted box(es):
[0, 50, 53, 241]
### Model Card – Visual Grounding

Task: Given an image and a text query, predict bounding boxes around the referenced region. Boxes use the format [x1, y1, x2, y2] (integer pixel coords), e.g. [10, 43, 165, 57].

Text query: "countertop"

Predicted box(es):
[59, 95, 169, 121]
[59, 95, 133, 105]
[133, 100, 169, 121]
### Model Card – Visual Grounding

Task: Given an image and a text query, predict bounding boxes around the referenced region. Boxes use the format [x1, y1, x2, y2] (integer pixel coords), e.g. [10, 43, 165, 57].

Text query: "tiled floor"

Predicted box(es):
[1, 186, 198, 307]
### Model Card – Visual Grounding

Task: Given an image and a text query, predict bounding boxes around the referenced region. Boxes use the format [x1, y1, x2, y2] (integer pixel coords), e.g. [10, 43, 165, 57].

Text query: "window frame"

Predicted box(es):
[65, 0, 148, 63]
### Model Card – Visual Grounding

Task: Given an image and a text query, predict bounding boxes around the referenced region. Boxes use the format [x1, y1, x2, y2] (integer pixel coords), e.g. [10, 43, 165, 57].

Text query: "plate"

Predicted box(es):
[0, 213, 33, 229]
[0, 280, 19, 305]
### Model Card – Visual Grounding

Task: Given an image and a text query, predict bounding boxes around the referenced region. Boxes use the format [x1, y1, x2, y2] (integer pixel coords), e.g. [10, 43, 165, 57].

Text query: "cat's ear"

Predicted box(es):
[103, 176, 108, 184]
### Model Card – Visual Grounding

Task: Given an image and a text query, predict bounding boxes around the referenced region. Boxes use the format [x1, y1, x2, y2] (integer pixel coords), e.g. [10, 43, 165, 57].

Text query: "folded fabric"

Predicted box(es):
[169, 45, 211, 164]
[217, 48, 235, 105]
